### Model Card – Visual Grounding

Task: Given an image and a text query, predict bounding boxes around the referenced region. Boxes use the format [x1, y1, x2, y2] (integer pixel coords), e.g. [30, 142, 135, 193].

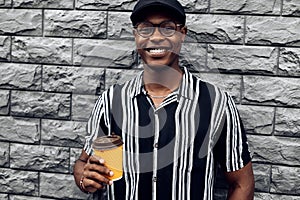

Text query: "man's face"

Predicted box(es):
[134, 11, 187, 70]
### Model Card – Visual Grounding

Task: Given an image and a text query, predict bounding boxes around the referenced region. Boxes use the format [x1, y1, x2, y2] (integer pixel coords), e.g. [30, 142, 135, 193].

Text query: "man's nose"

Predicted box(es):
[150, 27, 165, 42]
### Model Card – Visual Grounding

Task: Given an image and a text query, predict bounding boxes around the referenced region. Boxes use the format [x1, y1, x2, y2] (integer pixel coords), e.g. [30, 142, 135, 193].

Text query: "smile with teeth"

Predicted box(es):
[146, 48, 169, 54]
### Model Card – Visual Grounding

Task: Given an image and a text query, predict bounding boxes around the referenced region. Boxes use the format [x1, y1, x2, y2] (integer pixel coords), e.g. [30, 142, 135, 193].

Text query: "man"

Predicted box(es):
[73, 0, 255, 199]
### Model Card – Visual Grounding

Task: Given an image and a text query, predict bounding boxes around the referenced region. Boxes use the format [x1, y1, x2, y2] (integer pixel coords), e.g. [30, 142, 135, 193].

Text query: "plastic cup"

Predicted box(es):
[92, 135, 123, 181]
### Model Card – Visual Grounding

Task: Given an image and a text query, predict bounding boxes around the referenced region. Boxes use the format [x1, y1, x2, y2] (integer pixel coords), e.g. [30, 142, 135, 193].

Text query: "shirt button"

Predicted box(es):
[153, 177, 157, 182]
[154, 143, 158, 148]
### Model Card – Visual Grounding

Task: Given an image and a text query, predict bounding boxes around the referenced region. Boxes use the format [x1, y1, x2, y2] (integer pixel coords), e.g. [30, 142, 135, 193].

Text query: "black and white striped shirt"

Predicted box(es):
[84, 67, 251, 200]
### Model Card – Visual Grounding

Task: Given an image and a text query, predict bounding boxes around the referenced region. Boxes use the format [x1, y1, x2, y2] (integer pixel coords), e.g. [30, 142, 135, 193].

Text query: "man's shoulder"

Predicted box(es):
[190, 73, 225, 96]
[103, 72, 143, 96]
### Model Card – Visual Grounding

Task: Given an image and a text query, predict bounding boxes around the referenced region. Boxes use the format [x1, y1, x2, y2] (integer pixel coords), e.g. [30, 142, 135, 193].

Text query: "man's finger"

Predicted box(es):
[89, 155, 105, 165]
[83, 163, 113, 184]
[85, 171, 113, 185]
[82, 176, 106, 192]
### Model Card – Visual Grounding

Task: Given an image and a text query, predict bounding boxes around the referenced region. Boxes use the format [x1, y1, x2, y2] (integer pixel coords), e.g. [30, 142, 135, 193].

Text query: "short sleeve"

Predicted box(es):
[83, 91, 110, 155]
[214, 94, 251, 172]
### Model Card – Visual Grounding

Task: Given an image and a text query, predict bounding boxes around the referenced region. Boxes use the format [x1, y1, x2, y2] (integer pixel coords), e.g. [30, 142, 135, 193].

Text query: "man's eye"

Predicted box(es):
[164, 26, 174, 30]
[139, 27, 152, 33]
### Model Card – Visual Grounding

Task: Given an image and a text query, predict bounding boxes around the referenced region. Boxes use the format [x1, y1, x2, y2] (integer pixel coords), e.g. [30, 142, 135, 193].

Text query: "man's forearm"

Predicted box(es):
[227, 181, 254, 200]
[225, 162, 255, 200]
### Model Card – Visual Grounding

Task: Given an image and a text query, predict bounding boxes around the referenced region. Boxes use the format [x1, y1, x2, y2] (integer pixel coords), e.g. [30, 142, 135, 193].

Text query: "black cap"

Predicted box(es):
[130, 0, 186, 25]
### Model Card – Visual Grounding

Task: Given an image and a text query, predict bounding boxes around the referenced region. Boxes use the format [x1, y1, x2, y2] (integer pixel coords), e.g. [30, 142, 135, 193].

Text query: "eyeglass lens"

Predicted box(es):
[136, 21, 178, 38]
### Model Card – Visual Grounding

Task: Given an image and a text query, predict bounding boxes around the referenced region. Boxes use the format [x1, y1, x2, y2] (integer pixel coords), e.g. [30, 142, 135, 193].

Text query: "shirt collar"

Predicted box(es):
[130, 67, 194, 100]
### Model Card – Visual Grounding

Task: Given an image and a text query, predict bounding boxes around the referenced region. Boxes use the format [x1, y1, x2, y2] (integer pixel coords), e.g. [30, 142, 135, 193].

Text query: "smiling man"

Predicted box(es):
[73, 0, 255, 199]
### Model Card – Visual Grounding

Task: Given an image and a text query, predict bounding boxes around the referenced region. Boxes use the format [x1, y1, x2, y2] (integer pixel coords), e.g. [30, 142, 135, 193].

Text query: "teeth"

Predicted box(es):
[149, 48, 166, 54]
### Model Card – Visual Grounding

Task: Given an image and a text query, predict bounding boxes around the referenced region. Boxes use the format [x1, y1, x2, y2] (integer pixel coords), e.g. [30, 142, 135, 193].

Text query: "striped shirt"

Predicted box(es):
[84, 67, 251, 200]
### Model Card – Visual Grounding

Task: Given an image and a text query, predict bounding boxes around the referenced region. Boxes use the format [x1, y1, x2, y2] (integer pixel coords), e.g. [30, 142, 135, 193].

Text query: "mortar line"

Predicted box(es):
[243, 16, 246, 45]
[280, 0, 284, 16]
[39, 118, 42, 145]
[240, 75, 244, 105]
[269, 165, 272, 193]
[8, 90, 12, 116]
[272, 107, 277, 136]
[70, 92, 73, 121]
[42, 9, 45, 37]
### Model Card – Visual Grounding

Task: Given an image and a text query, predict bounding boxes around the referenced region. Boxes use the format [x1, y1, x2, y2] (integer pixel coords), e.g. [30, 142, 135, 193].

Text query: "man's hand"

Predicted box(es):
[74, 150, 113, 193]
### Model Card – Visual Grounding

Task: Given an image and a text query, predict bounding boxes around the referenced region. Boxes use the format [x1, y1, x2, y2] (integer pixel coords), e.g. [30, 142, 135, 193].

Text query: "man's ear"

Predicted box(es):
[132, 29, 137, 36]
[181, 26, 188, 42]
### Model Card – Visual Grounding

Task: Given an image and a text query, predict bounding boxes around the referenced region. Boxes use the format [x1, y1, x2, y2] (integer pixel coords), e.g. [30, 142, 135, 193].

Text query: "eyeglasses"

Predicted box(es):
[134, 21, 183, 38]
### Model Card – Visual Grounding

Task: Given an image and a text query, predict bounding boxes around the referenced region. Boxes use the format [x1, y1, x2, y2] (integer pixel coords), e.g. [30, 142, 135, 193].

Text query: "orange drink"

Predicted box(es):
[92, 135, 123, 181]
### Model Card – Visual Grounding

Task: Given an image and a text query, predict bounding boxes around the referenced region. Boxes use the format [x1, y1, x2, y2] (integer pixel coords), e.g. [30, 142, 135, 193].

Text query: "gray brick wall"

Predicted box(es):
[0, 0, 299, 199]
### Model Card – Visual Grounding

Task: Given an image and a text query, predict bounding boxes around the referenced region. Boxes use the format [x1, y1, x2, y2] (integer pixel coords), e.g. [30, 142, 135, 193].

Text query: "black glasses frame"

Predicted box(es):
[134, 21, 183, 38]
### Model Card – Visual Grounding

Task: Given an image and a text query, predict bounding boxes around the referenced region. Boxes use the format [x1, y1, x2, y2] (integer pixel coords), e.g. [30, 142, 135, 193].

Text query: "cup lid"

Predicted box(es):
[92, 135, 123, 150]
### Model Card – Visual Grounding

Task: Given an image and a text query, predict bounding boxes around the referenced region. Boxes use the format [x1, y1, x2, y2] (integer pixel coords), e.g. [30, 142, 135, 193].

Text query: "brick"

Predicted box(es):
[195, 73, 241, 102]
[252, 163, 271, 192]
[105, 68, 141, 89]
[283, 0, 300, 16]
[45, 10, 106, 38]
[40, 173, 89, 199]
[0, 168, 38, 195]
[207, 45, 277, 74]
[247, 135, 300, 166]
[76, 0, 135, 10]
[72, 94, 98, 121]
[0, 116, 40, 143]
[10, 143, 69, 173]
[275, 108, 300, 137]
[237, 105, 274, 135]
[43, 65, 105, 95]
[41, 119, 86, 148]
[186, 14, 244, 44]
[180, 43, 206, 72]
[0, 0, 11, 7]
[78, 0, 208, 12]
[279, 47, 300, 76]
[271, 165, 300, 195]
[70, 148, 82, 173]
[211, 0, 281, 14]
[108, 12, 134, 39]
[10, 196, 54, 200]
[0, 142, 9, 167]
[0, 36, 10, 61]
[180, 0, 209, 12]
[255, 193, 300, 200]
[0, 63, 42, 90]
[13, 0, 73, 8]
[12, 37, 72, 65]
[243, 76, 300, 107]
[74, 39, 135, 67]
[0, 90, 9, 115]
[0, 9, 42, 36]
[246, 16, 300, 46]
[0, 194, 8, 200]
[11, 91, 71, 119]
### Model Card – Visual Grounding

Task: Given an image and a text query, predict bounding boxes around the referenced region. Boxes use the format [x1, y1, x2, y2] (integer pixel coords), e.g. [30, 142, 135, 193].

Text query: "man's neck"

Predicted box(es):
[143, 64, 183, 95]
